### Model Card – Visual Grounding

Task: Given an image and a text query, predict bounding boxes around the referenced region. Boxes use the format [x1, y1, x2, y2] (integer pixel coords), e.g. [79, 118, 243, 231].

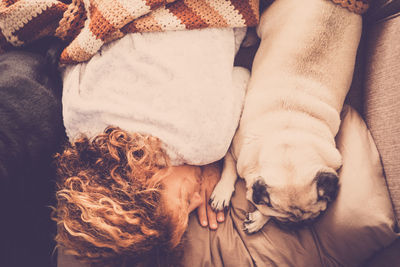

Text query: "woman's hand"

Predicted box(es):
[197, 161, 225, 230]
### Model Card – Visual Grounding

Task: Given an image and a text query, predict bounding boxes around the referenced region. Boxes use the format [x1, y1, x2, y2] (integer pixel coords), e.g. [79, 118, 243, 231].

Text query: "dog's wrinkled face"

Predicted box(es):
[245, 143, 341, 225]
[249, 172, 338, 224]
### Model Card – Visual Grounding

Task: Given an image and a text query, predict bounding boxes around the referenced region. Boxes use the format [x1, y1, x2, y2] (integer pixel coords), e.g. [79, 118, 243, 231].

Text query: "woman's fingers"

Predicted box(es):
[205, 187, 218, 229]
[217, 210, 225, 222]
[197, 187, 209, 227]
[197, 179, 219, 229]
[202, 162, 225, 223]
[195, 161, 226, 230]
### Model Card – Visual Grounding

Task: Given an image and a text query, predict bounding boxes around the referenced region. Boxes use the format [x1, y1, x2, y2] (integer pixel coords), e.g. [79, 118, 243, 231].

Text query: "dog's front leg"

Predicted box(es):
[210, 149, 238, 211]
[243, 210, 270, 234]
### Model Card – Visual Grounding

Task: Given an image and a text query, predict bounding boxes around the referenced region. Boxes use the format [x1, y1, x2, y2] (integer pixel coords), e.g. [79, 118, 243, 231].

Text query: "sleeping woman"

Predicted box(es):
[53, 27, 250, 266]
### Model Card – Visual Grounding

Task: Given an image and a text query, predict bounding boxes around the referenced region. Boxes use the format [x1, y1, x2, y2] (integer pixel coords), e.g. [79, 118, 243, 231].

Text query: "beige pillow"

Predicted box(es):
[182, 105, 398, 267]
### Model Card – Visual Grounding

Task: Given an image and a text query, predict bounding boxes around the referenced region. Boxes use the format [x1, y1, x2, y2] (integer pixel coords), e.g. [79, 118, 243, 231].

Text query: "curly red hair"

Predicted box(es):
[52, 127, 183, 266]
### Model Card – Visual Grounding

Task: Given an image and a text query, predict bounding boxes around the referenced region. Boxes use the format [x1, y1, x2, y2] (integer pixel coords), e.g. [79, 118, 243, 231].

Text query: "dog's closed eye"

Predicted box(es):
[316, 172, 339, 202]
[252, 178, 271, 206]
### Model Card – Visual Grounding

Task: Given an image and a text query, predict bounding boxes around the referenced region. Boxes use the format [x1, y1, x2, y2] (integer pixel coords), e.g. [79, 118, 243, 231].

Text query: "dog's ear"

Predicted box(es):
[316, 172, 339, 202]
[252, 178, 271, 206]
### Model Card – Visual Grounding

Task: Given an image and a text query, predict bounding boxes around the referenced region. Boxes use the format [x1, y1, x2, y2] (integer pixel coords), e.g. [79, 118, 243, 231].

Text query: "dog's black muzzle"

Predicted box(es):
[252, 179, 271, 206]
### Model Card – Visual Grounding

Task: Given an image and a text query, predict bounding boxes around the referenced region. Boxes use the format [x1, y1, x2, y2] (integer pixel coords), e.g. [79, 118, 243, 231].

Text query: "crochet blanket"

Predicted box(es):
[0, 0, 260, 64]
[0, 0, 369, 64]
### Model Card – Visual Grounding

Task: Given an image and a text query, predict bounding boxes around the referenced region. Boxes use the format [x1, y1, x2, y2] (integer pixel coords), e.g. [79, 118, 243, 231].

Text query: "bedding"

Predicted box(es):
[58, 105, 398, 267]
[182, 105, 398, 267]
[50, 1, 397, 265]
[0, 47, 65, 266]
[0, 0, 369, 65]
[0, 0, 260, 64]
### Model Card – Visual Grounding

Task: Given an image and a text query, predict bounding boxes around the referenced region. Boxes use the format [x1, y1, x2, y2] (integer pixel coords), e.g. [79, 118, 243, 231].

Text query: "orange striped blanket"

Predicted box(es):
[0, 0, 260, 64]
[0, 0, 369, 64]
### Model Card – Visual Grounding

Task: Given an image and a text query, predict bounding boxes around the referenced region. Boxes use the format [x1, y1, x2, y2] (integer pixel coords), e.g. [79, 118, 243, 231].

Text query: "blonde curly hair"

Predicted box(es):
[52, 127, 184, 266]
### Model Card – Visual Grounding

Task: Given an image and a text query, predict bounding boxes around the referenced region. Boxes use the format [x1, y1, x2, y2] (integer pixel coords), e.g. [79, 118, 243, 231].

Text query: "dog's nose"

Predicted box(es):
[316, 172, 339, 202]
[252, 179, 270, 206]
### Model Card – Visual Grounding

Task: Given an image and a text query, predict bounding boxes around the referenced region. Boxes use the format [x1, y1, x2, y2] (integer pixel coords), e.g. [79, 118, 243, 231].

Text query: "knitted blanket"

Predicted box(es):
[0, 0, 260, 64]
[0, 0, 369, 64]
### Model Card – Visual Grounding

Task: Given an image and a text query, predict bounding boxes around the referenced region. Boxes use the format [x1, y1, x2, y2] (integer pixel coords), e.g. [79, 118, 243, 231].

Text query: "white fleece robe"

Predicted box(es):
[62, 27, 249, 166]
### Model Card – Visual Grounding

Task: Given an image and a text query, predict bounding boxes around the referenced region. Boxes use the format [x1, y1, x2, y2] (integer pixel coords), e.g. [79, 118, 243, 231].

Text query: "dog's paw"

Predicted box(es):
[209, 182, 234, 211]
[243, 210, 269, 234]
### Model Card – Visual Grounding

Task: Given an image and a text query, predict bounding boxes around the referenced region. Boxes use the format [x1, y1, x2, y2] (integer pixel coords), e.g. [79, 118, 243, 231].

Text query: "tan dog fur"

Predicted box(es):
[210, 0, 362, 233]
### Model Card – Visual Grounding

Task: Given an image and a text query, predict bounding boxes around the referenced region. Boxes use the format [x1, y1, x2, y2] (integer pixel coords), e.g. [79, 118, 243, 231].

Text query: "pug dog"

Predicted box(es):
[210, 0, 362, 233]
